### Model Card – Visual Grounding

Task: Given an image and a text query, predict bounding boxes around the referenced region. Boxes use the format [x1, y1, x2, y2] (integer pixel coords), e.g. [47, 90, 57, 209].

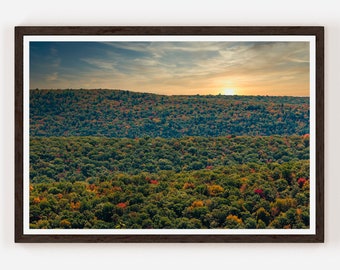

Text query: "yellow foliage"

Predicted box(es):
[240, 183, 247, 193]
[274, 198, 297, 212]
[207, 184, 224, 196]
[60, 219, 71, 228]
[183, 182, 195, 189]
[226, 214, 243, 224]
[33, 197, 41, 204]
[70, 201, 81, 210]
[152, 117, 161, 123]
[36, 219, 49, 229]
[302, 181, 310, 190]
[191, 200, 204, 208]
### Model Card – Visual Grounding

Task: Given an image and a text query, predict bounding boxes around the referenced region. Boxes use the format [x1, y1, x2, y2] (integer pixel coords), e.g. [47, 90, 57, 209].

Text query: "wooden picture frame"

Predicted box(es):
[15, 26, 324, 243]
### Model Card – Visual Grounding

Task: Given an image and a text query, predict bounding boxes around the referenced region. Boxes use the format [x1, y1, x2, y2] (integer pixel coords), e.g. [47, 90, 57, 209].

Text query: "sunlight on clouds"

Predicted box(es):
[46, 72, 58, 81]
[30, 41, 310, 96]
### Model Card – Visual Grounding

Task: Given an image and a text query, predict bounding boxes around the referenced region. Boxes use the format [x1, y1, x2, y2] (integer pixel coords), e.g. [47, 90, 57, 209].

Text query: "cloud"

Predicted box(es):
[30, 41, 310, 96]
[46, 72, 58, 81]
[81, 58, 117, 71]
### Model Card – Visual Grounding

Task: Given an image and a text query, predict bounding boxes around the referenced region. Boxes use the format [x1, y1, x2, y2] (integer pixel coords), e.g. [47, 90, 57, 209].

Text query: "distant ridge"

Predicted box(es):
[30, 89, 309, 138]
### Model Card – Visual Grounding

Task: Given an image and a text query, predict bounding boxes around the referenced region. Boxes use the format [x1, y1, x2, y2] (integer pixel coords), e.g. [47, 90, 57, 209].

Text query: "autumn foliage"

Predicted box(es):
[28, 89, 310, 230]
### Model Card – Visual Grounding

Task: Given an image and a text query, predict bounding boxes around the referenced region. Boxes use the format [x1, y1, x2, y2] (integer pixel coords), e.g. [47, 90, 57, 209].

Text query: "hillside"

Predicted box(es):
[29, 89, 311, 229]
[30, 135, 309, 183]
[30, 89, 309, 137]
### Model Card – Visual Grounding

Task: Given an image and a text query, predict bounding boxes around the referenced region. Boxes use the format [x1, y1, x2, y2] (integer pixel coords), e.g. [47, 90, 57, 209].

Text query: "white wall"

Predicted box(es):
[1, 1, 339, 269]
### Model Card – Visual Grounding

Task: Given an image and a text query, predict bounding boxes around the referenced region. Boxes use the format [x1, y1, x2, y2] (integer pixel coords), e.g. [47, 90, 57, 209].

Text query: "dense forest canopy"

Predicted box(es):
[30, 136, 309, 229]
[29, 89, 310, 230]
[30, 89, 309, 137]
[30, 135, 309, 183]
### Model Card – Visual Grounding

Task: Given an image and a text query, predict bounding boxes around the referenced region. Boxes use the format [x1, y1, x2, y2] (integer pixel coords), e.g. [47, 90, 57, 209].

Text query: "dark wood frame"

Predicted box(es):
[15, 26, 324, 243]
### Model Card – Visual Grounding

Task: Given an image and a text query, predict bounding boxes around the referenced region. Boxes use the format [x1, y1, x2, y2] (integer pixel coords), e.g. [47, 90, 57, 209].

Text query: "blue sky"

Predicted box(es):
[30, 41, 310, 96]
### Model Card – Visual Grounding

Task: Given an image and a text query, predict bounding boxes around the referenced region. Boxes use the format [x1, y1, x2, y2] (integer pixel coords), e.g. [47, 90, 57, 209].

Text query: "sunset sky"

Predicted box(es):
[30, 41, 310, 96]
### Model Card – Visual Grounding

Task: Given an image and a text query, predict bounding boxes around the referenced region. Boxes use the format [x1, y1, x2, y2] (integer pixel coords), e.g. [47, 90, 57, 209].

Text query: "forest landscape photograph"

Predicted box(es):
[26, 37, 314, 232]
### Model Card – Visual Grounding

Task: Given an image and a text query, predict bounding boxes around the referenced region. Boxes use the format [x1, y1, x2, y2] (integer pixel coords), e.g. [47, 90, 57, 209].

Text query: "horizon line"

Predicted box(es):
[30, 88, 310, 98]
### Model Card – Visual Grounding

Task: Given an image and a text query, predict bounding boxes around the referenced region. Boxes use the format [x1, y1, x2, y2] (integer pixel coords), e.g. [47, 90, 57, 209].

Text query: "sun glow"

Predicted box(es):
[223, 88, 236, 95]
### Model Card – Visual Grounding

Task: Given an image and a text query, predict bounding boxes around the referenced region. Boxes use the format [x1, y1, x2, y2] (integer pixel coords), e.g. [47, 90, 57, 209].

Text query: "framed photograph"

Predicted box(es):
[15, 26, 324, 243]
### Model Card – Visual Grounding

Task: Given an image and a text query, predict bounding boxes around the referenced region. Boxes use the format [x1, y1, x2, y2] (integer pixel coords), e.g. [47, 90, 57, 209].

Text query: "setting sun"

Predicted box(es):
[223, 88, 236, 95]
[30, 41, 310, 96]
